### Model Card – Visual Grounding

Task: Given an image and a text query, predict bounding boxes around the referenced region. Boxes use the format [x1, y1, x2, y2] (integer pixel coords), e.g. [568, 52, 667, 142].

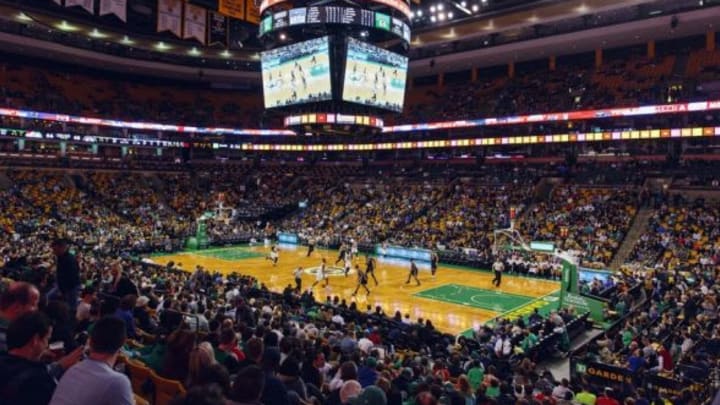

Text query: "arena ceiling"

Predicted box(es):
[0, 0, 715, 76]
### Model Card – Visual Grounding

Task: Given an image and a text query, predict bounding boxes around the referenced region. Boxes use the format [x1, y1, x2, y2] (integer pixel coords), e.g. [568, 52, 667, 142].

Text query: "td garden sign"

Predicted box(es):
[575, 361, 633, 384]
[573, 359, 713, 399]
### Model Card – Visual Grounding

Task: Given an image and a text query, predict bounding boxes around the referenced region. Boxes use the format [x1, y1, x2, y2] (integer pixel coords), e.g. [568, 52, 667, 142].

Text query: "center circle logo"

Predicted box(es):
[304, 266, 355, 277]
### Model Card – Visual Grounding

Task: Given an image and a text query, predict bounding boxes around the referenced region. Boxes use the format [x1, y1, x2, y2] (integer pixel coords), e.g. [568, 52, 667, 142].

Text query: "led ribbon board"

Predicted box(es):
[259, 6, 411, 43]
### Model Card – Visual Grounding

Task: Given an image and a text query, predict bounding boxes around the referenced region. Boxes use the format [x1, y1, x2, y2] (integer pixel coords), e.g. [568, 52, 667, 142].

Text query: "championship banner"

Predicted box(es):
[218, 0, 245, 20]
[259, 0, 286, 14]
[245, 0, 260, 24]
[183, 2, 207, 44]
[65, 0, 94, 14]
[99, 0, 127, 22]
[157, 0, 182, 37]
[208, 11, 228, 46]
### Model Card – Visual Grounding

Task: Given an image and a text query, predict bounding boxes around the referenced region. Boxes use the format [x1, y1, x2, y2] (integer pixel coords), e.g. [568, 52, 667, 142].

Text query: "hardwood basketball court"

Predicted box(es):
[150, 244, 560, 335]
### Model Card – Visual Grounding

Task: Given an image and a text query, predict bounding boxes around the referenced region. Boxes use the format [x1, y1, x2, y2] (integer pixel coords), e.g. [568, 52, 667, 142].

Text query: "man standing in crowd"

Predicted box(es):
[49, 238, 81, 313]
[492, 257, 505, 287]
[50, 317, 133, 405]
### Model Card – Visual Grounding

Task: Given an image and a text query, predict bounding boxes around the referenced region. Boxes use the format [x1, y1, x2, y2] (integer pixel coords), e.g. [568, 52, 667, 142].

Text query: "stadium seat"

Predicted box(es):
[150, 370, 186, 405]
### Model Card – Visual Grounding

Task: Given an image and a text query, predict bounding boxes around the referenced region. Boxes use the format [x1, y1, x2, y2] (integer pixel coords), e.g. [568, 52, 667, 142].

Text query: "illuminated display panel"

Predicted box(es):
[343, 38, 408, 112]
[259, 7, 411, 43]
[284, 113, 384, 128]
[261, 36, 332, 108]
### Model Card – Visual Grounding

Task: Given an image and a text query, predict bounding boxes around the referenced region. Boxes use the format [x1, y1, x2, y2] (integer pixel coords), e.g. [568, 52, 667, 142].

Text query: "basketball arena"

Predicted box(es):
[0, 1, 719, 405]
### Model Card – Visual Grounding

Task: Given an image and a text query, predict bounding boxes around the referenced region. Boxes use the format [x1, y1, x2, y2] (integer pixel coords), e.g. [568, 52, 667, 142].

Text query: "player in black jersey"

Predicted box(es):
[430, 251, 439, 278]
[335, 244, 347, 265]
[306, 237, 315, 257]
[365, 255, 378, 286]
[352, 265, 370, 296]
[405, 259, 420, 286]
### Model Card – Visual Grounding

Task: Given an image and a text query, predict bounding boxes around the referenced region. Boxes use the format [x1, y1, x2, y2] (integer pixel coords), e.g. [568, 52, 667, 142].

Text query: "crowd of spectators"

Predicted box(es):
[2, 41, 720, 131]
[0, 156, 717, 404]
[0, 60, 263, 128]
[388, 181, 532, 255]
[574, 263, 719, 404]
[521, 186, 640, 267]
[0, 230, 611, 405]
[629, 197, 720, 270]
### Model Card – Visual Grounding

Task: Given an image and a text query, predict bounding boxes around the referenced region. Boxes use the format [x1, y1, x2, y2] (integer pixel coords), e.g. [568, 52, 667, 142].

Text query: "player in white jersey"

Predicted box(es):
[312, 258, 329, 288]
[266, 245, 279, 267]
[350, 240, 358, 260]
[344, 256, 352, 277]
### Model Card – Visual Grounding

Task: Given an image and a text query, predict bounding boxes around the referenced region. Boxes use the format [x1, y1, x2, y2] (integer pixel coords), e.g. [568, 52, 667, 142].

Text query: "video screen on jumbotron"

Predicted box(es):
[261, 36, 332, 108]
[342, 37, 408, 112]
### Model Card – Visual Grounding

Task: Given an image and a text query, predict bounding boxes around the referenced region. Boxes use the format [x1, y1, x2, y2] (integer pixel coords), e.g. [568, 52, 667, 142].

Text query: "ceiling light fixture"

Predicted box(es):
[17, 12, 33, 22]
[88, 28, 108, 38]
[56, 20, 79, 32]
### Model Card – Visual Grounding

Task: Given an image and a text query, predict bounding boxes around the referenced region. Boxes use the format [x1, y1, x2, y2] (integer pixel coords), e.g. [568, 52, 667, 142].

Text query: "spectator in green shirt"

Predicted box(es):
[485, 379, 501, 398]
[466, 360, 484, 391]
[575, 384, 597, 405]
[521, 330, 539, 352]
[621, 327, 634, 347]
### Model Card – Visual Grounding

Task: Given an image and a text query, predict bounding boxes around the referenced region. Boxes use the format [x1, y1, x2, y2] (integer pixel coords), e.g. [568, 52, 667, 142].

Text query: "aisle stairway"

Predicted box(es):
[0, 172, 12, 190]
[534, 177, 562, 203]
[672, 51, 690, 78]
[609, 206, 654, 270]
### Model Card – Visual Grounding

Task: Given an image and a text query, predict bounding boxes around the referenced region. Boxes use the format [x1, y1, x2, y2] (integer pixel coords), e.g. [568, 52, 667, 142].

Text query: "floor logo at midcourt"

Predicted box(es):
[304, 266, 355, 277]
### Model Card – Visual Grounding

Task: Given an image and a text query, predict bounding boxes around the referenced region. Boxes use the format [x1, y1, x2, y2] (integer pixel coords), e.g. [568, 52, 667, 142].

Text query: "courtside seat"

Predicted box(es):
[125, 358, 154, 403]
[134, 394, 150, 405]
[150, 370, 186, 405]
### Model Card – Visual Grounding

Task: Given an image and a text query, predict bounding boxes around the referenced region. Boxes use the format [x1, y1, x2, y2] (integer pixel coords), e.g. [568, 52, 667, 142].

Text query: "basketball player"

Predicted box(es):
[352, 265, 370, 296]
[405, 259, 420, 286]
[293, 266, 304, 291]
[492, 258, 505, 287]
[350, 239, 358, 260]
[430, 251, 439, 279]
[267, 245, 279, 267]
[365, 255, 378, 286]
[335, 244, 347, 265]
[306, 237, 315, 257]
[312, 258, 329, 288]
[344, 255, 352, 277]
